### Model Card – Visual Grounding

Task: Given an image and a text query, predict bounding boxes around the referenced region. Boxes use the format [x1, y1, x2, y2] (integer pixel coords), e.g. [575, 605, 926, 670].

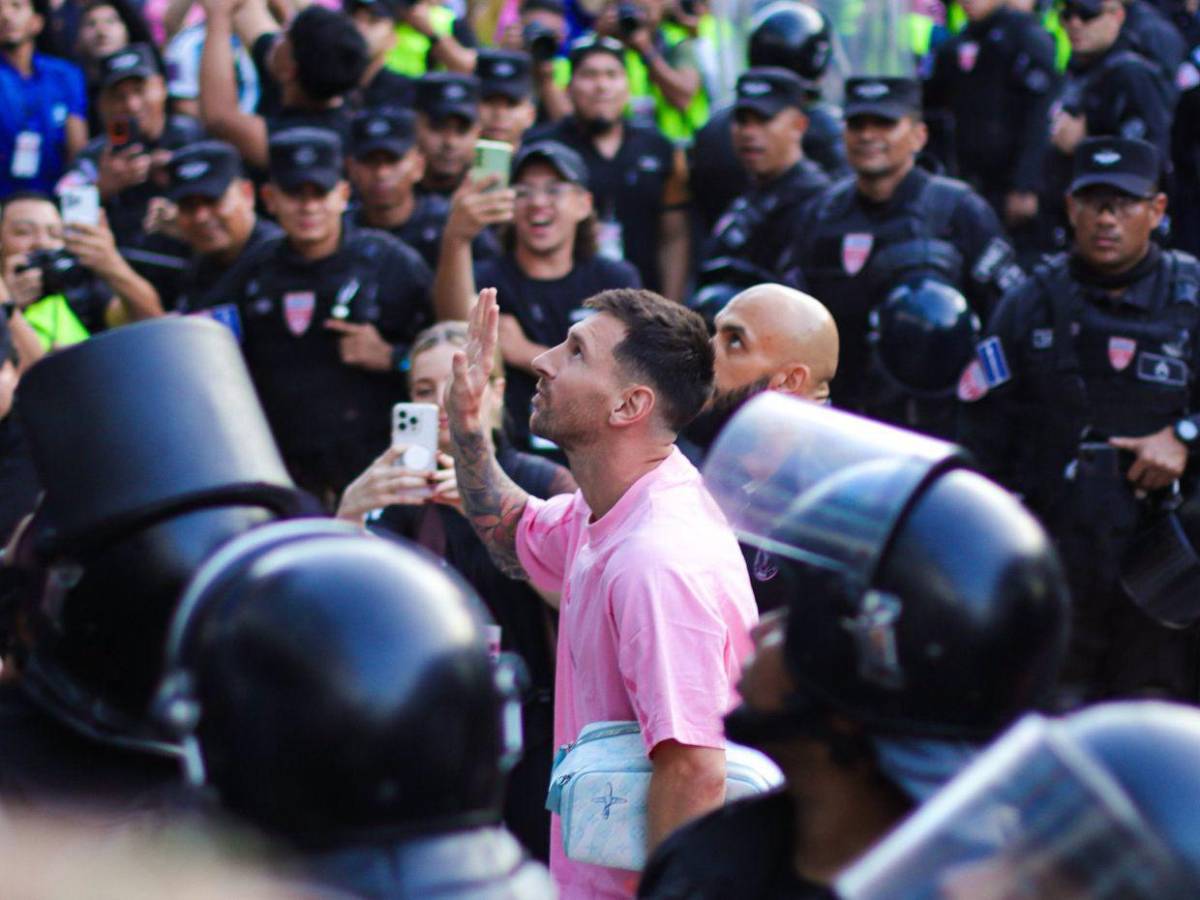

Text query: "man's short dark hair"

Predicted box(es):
[584, 288, 714, 433]
[288, 6, 369, 101]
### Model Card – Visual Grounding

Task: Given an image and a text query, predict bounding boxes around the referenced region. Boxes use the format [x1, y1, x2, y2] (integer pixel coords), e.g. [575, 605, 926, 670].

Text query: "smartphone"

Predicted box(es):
[392, 402, 440, 472]
[471, 139, 513, 191]
[60, 184, 101, 227]
[107, 116, 142, 152]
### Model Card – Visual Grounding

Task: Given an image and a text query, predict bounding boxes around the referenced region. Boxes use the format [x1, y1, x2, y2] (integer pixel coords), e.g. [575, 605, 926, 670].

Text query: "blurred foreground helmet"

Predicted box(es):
[6, 318, 310, 755]
[838, 701, 1200, 899]
[155, 520, 524, 843]
[747, 2, 833, 83]
[868, 279, 981, 397]
[705, 395, 1070, 740]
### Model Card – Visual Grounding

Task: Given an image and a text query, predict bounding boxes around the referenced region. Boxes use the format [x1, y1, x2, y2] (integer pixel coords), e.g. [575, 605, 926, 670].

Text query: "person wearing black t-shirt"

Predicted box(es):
[336, 320, 576, 862]
[433, 140, 640, 451]
[526, 36, 689, 301]
[199, 0, 368, 169]
[346, 107, 499, 270]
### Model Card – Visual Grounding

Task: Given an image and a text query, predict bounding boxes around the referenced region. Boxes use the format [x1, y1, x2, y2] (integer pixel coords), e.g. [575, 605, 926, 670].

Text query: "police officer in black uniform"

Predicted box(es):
[155, 520, 556, 898]
[345, 108, 500, 270]
[781, 76, 1022, 419]
[225, 127, 433, 506]
[923, 0, 1058, 245]
[167, 140, 281, 315]
[639, 397, 1070, 900]
[477, 48, 538, 147]
[962, 137, 1200, 706]
[414, 72, 483, 198]
[1041, 0, 1172, 252]
[700, 68, 828, 282]
[689, 2, 847, 236]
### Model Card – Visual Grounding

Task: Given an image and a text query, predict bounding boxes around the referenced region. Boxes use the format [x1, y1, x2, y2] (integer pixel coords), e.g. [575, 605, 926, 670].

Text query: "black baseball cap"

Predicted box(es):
[343, 0, 403, 18]
[568, 34, 625, 70]
[415, 73, 481, 124]
[167, 141, 243, 202]
[477, 49, 533, 102]
[99, 43, 160, 90]
[268, 127, 344, 193]
[843, 76, 922, 121]
[734, 67, 807, 118]
[1069, 137, 1160, 198]
[350, 109, 416, 159]
[512, 140, 588, 187]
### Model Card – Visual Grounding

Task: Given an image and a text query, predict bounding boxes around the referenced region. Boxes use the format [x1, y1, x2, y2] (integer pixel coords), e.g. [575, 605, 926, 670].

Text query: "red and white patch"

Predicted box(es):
[842, 233, 874, 276]
[958, 41, 979, 73]
[283, 291, 315, 336]
[957, 358, 989, 402]
[1108, 336, 1136, 371]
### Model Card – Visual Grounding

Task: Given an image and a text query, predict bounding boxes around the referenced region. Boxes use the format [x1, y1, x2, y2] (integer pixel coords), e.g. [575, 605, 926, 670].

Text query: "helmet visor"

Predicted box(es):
[836, 714, 1190, 899]
[702, 394, 966, 582]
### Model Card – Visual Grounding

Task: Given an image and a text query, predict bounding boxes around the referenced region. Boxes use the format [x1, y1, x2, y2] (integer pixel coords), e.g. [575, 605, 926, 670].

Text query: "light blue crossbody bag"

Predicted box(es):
[545, 720, 785, 872]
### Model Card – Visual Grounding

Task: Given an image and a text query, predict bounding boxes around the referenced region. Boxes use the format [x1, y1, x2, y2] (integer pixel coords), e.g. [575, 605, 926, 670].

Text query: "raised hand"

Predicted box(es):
[446, 287, 500, 441]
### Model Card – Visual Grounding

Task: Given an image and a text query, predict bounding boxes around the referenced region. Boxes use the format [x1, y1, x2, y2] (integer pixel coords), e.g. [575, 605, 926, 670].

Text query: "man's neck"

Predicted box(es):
[360, 54, 387, 88]
[778, 750, 910, 886]
[514, 241, 574, 280]
[856, 159, 915, 204]
[282, 82, 343, 111]
[753, 153, 801, 187]
[289, 228, 340, 262]
[565, 438, 674, 520]
[2, 42, 35, 76]
[585, 119, 625, 159]
[364, 192, 417, 230]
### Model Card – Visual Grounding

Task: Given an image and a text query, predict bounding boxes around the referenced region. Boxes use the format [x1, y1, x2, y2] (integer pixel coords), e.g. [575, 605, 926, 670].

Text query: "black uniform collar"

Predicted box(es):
[856, 164, 927, 213]
[1068, 243, 1162, 308]
[278, 222, 352, 268]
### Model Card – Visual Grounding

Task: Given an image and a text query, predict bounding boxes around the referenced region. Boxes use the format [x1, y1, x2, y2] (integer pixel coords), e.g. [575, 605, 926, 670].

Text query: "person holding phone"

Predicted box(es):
[338, 321, 576, 861]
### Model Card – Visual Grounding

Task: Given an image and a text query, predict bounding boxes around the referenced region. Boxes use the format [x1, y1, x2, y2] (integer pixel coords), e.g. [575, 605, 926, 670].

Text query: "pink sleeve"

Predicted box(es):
[516, 492, 577, 593]
[612, 565, 735, 753]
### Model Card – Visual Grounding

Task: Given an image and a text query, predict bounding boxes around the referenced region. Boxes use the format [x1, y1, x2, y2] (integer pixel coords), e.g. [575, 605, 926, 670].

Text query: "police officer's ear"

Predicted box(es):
[235, 178, 255, 209]
[1150, 191, 1168, 226]
[907, 116, 929, 154]
[784, 108, 810, 142]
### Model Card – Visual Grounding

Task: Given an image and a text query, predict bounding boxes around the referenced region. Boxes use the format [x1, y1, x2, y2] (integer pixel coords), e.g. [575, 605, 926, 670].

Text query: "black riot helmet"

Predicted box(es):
[868, 278, 981, 397]
[837, 702, 1200, 899]
[6, 318, 311, 756]
[688, 257, 776, 331]
[155, 520, 524, 844]
[747, 2, 833, 83]
[705, 395, 1070, 741]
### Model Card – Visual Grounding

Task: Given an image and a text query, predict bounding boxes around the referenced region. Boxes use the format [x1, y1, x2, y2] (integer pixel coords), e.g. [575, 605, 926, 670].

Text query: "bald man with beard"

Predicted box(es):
[681, 283, 839, 614]
[683, 283, 839, 454]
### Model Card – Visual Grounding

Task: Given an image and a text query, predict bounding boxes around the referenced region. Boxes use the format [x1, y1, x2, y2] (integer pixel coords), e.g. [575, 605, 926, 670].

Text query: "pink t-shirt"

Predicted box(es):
[517, 447, 758, 899]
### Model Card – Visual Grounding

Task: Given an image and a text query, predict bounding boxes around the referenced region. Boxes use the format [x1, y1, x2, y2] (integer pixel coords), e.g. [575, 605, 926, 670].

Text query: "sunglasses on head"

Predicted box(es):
[1059, 2, 1104, 20]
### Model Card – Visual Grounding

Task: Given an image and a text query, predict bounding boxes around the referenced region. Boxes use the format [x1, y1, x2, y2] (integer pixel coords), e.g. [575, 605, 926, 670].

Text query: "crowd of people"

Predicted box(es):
[4, 0, 1200, 894]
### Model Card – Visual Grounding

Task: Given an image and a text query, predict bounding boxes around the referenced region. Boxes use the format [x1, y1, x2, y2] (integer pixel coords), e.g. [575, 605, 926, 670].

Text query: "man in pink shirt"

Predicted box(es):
[446, 286, 758, 898]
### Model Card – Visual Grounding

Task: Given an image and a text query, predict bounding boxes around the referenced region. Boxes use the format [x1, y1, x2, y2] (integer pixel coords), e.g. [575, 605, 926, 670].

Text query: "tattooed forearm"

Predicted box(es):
[451, 427, 531, 580]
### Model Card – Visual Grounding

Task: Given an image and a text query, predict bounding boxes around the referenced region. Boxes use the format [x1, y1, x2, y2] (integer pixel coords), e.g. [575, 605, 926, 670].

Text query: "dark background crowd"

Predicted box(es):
[5, 0, 1200, 892]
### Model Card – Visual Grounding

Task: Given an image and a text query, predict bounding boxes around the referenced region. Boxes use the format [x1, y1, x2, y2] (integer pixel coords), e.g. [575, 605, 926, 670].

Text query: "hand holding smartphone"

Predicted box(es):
[391, 402, 440, 502]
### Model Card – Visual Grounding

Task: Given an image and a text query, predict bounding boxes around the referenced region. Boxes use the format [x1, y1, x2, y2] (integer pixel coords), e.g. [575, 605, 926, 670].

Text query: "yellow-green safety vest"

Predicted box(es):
[624, 20, 709, 144]
[385, 6, 456, 78]
[23, 293, 89, 350]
